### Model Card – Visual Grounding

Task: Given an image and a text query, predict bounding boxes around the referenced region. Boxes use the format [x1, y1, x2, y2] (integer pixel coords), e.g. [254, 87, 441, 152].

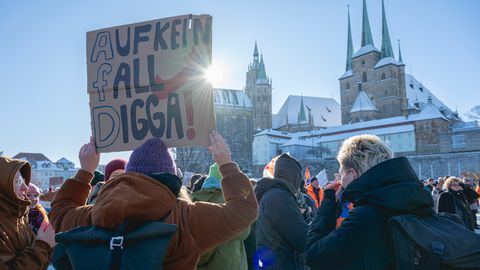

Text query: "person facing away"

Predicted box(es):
[437, 176, 476, 231]
[27, 183, 49, 235]
[254, 153, 308, 270]
[87, 158, 127, 205]
[305, 177, 323, 208]
[461, 177, 479, 224]
[192, 163, 250, 270]
[50, 132, 258, 270]
[306, 134, 433, 270]
[0, 157, 56, 269]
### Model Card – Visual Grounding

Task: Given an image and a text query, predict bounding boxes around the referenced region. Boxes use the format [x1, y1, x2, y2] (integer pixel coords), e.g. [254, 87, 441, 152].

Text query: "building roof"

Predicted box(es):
[213, 88, 253, 109]
[56, 157, 73, 163]
[352, 44, 380, 58]
[374, 56, 400, 69]
[405, 74, 454, 118]
[351, 90, 378, 113]
[272, 95, 341, 129]
[451, 121, 480, 132]
[12, 153, 52, 162]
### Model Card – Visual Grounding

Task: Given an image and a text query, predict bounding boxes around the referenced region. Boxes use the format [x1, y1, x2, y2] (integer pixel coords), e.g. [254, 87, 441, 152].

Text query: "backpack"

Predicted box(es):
[55, 219, 176, 270]
[388, 213, 480, 270]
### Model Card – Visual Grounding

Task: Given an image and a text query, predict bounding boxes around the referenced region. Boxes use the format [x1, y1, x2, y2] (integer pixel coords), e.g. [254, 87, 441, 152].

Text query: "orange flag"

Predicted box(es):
[305, 165, 311, 181]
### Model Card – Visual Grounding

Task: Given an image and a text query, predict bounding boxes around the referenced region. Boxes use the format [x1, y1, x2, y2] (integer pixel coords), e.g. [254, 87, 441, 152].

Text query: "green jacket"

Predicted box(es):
[192, 188, 250, 270]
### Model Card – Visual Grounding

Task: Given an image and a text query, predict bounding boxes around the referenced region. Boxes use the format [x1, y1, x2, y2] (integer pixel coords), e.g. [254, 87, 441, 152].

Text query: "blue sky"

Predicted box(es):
[1, 0, 479, 166]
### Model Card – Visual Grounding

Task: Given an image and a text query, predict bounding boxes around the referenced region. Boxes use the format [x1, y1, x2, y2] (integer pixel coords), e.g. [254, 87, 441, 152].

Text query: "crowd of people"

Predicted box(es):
[1, 132, 480, 269]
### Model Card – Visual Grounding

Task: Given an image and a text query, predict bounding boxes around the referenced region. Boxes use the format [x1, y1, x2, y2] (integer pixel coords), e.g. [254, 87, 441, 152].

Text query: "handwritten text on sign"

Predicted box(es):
[87, 14, 215, 152]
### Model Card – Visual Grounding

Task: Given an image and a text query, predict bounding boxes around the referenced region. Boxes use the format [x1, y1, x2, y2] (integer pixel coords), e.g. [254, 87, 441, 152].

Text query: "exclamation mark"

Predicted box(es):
[184, 90, 195, 140]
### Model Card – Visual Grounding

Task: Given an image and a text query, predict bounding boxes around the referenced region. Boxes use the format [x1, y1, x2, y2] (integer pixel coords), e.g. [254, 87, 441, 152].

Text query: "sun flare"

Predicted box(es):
[204, 64, 223, 86]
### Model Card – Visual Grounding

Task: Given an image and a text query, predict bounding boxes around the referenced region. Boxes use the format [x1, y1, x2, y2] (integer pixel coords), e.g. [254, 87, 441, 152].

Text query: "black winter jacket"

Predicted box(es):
[438, 190, 476, 230]
[306, 157, 433, 270]
[255, 178, 308, 270]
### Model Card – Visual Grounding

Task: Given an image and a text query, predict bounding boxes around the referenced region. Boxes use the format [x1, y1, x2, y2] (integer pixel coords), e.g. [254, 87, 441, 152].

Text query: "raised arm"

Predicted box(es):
[50, 137, 99, 232]
[187, 131, 258, 252]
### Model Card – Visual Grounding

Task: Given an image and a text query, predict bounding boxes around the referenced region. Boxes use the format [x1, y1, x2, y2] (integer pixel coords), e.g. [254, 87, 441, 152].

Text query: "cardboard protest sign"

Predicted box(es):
[87, 14, 215, 152]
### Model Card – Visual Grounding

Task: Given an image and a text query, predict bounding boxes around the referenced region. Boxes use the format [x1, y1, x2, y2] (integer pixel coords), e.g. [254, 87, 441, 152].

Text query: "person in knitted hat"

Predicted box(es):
[125, 138, 177, 175]
[104, 158, 127, 182]
[87, 158, 127, 205]
[27, 183, 49, 235]
[51, 133, 258, 270]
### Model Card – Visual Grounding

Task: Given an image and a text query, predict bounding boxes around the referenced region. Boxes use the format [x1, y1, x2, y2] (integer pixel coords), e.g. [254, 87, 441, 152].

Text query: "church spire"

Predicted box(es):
[345, 5, 354, 71]
[398, 39, 403, 63]
[253, 41, 259, 63]
[380, 0, 394, 59]
[258, 54, 267, 80]
[299, 95, 307, 123]
[361, 0, 374, 47]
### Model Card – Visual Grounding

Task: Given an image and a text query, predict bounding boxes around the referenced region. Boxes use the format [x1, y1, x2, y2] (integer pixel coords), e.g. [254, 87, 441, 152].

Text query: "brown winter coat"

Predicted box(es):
[50, 162, 258, 270]
[0, 157, 52, 270]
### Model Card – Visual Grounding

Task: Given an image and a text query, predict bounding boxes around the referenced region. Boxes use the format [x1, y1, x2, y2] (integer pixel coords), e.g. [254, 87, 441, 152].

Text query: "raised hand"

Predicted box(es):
[36, 220, 56, 248]
[79, 136, 100, 174]
[209, 131, 232, 166]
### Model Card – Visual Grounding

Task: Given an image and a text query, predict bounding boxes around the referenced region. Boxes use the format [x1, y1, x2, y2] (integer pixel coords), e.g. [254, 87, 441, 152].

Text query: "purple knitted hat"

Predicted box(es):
[126, 138, 177, 175]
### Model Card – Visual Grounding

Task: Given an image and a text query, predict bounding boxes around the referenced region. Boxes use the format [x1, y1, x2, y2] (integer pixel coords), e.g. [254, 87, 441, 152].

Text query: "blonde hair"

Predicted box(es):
[443, 176, 461, 190]
[337, 134, 393, 175]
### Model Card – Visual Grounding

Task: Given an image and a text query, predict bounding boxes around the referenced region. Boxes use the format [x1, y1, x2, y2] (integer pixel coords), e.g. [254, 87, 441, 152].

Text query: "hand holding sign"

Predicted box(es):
[79, 136, 100, 174]
[209, 131, 232, 167]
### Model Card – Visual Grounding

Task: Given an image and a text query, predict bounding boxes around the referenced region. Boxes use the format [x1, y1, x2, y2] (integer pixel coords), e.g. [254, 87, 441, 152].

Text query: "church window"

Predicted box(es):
[381, 73, 386, 80]
[409, 83, 414, 89]
[362, 72, 367, 83]
[385, 89, 388, 95]
[362, 60, 366, 66]
[346, 82, 350, 89]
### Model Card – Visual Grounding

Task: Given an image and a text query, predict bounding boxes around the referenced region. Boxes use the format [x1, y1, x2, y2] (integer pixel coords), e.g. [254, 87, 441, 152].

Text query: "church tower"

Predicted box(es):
[245, 41, 272, 131]
[339, 0, 407, 124]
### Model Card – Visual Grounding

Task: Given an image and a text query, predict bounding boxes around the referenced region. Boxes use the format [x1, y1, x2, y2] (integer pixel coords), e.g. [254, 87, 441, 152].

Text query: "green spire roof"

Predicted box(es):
[299, 95, 307, 123]
[345, 5, 354, 71]
[361, 0, 374, 47]
[398, 39, 403, 63]
[257, 54, 267, 80]
[380, 0, 394, 59]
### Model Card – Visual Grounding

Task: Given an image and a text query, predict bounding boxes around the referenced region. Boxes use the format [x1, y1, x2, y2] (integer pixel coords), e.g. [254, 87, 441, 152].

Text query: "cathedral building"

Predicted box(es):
[245, 42, 273, 131]
[339, 0, 456, 124]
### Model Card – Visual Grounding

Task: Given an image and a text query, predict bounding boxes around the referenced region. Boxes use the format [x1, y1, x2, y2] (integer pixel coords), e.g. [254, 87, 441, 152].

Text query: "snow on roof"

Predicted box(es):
[282, 135, 318, 147]
[339, 70, 353, 80]
[451, 121, 480, 132]
[56, 157, 73, 164]
[297, 104, 448, 137]
[352, 45, 380, 58]
[214, 88, 253, 108]
[315, 124, 415, 143]
[255, 128, 293, 138]
[374, 57, 400, 69]
[350, 91, 378, 113]
[405, 74, 453, 117]
[272, 95, 341, 129]
[12, 153, 52, 162]
[261, 103, 449, 147]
